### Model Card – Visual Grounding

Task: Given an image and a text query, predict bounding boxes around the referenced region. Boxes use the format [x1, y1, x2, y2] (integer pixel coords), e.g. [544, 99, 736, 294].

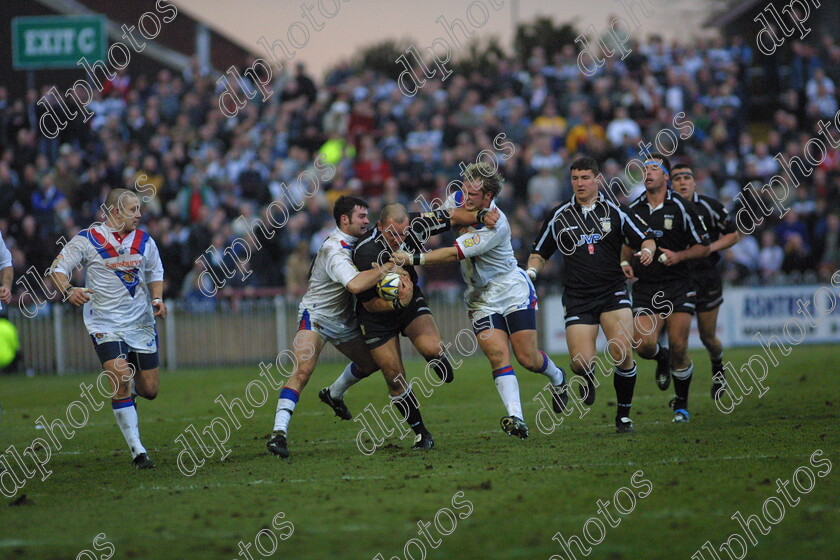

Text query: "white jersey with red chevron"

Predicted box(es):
[50, 224, 164, 333]
[298, 227, 361, 326]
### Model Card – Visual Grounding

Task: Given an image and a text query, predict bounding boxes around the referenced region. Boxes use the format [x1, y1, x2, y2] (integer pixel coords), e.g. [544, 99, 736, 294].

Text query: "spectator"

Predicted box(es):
[606, 106, 641, 147]
[759, 230, 784, 282]
[177, 173, 219, 223]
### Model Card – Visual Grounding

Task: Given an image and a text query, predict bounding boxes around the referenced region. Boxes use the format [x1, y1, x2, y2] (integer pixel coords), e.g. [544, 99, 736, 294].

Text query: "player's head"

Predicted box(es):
[378, 203, 410, 251]
[643, 152, 671, 192]
[569, 157, 600, 204]
[333, 195, 369, 237]
[104, 188, 141, 232]
[462, 162, 503, 211]
[671, 163, 696, 198]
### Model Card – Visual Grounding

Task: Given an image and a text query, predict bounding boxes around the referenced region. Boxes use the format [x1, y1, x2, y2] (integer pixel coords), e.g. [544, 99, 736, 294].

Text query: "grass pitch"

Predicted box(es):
[0, 345, 838, 560]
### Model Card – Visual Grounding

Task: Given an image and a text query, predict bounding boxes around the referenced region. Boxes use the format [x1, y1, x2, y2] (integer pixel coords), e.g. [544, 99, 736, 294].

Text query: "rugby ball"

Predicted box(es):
[377, 272, 402, 301]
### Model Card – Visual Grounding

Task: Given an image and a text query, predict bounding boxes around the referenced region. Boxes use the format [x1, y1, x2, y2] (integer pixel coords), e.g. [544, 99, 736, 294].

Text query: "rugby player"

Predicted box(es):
[671, 163, 740, 400]
[0, 233, 11, 476]
[0, 231, 12, 309]
[623, 154, 710, 423]
[393, 163, 567, 439]
[348, 202, 498, 450]
[528, 157, 656, 433]
[267, 196, 400, 458]
[49, 189, 166, 469]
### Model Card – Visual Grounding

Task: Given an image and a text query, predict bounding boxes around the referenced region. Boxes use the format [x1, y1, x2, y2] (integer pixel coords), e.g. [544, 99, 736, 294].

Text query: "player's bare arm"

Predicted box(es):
[391, 247, 460, 267]
[526, 254, 546, 279]
[620, 245, 635, 279]
[362, 275, 414, 313]
[449, 207, 499, 229]
[149, 280, 167, 318]
[48, 270, 93, 306]
[634, 239, 657, 266]
[709, 231, 740, 254]
[0, 265, 12, 304]
[345, 261, 400, 294]
[659, 243, 710, 266]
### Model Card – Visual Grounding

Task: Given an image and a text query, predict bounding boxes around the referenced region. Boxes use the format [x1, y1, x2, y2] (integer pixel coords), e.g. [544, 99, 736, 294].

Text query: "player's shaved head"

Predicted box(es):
[380, 203, 408, 224]
[105, 188, 139, 216]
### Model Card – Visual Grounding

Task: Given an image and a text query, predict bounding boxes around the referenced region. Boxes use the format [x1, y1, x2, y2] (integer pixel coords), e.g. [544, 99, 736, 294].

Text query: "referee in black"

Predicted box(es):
[623, 153, 710, 423]
[671, 162, 740, 400]
[348, 202, 495, 450]
[528, 157, 657, 433]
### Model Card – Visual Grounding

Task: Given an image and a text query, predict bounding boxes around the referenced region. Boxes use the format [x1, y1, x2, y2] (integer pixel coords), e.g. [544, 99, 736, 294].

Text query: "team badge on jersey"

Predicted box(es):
[600, 217, 611, 233]
[463, 234, 481, 247]
[663, 215, 674, 230]
[114, 268, 141, 296]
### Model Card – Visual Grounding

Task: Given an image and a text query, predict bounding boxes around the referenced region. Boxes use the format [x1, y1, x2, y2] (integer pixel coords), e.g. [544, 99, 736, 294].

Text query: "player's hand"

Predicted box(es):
[397, 276, 413, 306]
[0, 286, 11, 304]
[635, 247, 653, 266]
[390, 251, 413, 267]
[659, 249, 681, 266]
[375, 261, 408, 276]
[482, 208, 500, 229]
[621, 264, 635, 280]
[67, 288, 93, 306]
[152, 298, 167, 318]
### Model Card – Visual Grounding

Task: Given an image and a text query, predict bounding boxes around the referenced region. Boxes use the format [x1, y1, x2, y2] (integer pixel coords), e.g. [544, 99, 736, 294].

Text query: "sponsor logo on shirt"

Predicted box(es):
[578, 233, 603, 246]
[106, 259, 143, 270]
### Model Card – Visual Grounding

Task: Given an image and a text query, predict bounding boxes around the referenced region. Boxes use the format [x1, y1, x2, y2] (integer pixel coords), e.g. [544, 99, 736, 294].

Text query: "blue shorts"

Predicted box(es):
[472, 308, 537, 335]
[90, 336, 160, 371]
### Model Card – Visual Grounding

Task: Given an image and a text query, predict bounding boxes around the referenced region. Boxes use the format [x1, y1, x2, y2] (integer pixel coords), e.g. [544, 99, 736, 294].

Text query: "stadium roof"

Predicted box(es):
[21, 0, 253, 71]
[703, 0, 764, 29]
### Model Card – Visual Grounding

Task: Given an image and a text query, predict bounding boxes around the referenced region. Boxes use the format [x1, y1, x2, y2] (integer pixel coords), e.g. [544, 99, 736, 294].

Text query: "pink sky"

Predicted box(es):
[173, 0, 708, 79]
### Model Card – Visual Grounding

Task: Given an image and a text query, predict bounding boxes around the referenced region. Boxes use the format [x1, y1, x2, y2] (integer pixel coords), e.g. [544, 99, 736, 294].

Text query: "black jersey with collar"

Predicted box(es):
[628, 188, 710, 282]
[532, 192, 649, 296]
[690, 192, 737, 272]
[353, 211, 450, 306]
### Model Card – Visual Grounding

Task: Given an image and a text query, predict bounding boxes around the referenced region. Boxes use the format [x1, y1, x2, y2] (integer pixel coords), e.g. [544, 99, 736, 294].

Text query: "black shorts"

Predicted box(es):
[632, 277, 696, 317]
[358, 287, 433, 349]
[693, 268, 724, 313]
[562, 287, 631, 327]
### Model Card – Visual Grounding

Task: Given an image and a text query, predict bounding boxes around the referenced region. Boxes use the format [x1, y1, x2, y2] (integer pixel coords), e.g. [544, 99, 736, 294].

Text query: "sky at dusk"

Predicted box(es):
[173, 0, 709, 79]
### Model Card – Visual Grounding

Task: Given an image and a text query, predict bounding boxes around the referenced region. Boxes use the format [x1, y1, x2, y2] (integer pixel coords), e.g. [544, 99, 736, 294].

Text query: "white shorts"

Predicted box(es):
[464, 269, 538, 323]
[297, 307, 362, 346]
[91, 325, 158, 354]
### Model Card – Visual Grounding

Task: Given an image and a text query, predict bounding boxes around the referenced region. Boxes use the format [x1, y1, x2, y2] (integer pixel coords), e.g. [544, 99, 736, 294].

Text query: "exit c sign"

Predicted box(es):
[12, 15, 107, 70]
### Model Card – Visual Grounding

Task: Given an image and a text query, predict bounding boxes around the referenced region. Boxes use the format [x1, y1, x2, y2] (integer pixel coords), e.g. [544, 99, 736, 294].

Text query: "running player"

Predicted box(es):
[49, 189, 165, 469]
[528, 157, 656, 433]
[267, 196, 401, 458]
[393, 163, 567, 439]
[624, 154, 710, 423]
[671, 163, 740, 400]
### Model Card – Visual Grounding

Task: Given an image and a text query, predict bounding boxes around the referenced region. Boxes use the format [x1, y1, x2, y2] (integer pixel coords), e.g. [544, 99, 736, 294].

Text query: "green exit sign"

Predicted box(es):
[12, 15, 107, 70]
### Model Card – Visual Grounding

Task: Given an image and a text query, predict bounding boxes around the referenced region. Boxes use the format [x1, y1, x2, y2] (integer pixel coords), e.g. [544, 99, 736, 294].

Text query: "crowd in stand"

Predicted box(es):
[1, 29, 839, 308]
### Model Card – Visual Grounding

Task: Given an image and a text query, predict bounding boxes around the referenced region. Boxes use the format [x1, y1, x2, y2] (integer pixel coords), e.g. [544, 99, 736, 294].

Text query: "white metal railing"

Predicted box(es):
[5, 294, 485, 375]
